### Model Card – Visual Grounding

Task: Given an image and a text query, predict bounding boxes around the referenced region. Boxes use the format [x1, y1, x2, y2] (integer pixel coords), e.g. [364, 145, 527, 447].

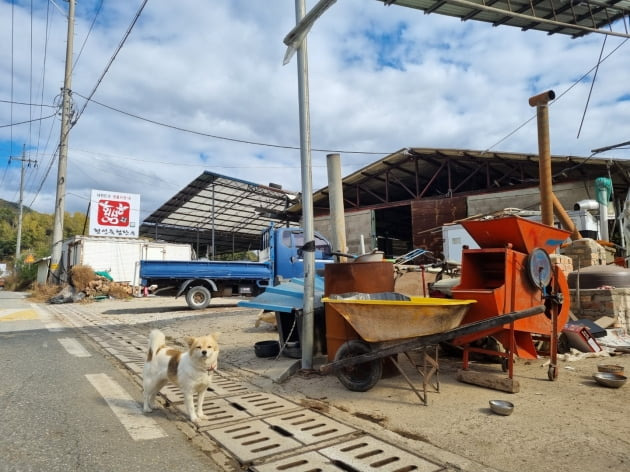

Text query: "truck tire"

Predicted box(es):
[186, 286, 211, 310]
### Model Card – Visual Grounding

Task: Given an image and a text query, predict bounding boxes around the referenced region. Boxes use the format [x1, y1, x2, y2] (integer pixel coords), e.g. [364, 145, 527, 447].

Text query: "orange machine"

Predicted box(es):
[451, 216, 570, 380]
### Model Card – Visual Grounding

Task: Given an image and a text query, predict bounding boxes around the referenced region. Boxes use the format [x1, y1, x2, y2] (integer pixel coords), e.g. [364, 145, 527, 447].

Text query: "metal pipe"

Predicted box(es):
[293, 0, 316, 370]
[326, 153, 347, 262]
[552, 193, 582, 240]
[529, 90, 556, 227]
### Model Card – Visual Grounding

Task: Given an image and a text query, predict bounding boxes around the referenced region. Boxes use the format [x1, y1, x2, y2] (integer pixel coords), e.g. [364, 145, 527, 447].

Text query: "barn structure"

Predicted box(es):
[139, 148, 630, 260]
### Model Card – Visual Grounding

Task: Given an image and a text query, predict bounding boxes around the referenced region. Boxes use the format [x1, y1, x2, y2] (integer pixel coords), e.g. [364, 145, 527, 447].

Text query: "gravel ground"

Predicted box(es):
[62, 294, 630, 472]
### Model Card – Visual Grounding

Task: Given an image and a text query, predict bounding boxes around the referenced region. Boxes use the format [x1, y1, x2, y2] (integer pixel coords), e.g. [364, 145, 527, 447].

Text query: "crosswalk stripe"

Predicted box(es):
[86, 373, 168, 441]
[58, 337, 92, 357]
[32, 304, 65, 331]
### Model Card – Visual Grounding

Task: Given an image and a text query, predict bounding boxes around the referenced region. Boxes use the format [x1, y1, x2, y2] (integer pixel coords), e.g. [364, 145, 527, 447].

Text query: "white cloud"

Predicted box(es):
[0, 0, 628, 220]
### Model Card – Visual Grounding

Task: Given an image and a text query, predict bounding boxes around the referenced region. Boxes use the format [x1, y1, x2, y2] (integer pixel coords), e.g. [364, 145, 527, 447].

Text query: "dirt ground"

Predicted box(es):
[65, 295, 630, 472]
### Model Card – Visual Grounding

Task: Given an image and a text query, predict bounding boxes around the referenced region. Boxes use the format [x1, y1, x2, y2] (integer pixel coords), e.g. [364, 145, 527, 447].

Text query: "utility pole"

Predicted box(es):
[12, 145, 38, 261]
[50, 0, 75, 281]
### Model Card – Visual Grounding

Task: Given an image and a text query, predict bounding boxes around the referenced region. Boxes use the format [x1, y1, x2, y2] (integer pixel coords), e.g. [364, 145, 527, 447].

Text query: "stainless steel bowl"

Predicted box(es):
[597, 364, 624, 374]
[592, 372, 627, 388]
[489, 399, 514, 416]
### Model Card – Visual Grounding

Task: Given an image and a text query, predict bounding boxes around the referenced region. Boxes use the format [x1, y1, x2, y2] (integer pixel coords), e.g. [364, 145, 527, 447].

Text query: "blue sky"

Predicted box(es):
[1, 0, 629, 219]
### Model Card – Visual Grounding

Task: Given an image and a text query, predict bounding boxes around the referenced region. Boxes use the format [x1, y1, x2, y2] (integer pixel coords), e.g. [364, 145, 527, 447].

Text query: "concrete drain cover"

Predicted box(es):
[179, 398, 251, 428]
[251, 451, 341, 472]
[319, 435, 443, 472]
[263, 410, 356, 444]
[208, 375, 250, 396]
[205, 419, 301, 463]
[227, 392, 300, 417]
[159, 384, 185, 404]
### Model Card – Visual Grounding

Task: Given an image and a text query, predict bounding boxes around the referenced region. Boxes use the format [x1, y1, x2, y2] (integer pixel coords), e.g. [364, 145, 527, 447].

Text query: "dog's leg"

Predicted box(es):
[196, 388, 208, 420]
[143, 378, 165, 413]
[183, 392, 199, 423]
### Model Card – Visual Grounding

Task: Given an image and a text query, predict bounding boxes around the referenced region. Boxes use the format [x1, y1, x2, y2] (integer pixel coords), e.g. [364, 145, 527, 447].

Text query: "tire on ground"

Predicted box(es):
[185, 285, 211, 310]
[333, 339, 382, 392]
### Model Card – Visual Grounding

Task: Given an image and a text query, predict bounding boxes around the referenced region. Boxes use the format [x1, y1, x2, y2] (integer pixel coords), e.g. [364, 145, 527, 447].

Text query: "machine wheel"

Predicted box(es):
[186, 286, 211, 310]
[333, 340, 382, 392]
[547, 365, 557, 381]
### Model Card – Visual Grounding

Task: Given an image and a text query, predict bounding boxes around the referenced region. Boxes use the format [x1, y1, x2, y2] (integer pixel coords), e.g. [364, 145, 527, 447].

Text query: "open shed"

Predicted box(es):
[139, 171, 301, 258]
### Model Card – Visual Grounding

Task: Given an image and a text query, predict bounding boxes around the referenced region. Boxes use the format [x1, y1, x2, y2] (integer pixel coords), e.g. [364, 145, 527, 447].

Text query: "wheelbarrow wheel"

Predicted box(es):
[333, 340, 382, 392]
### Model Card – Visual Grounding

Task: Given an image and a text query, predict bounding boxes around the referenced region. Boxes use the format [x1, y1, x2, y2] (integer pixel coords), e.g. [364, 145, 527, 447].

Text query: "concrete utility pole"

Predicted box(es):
[13, 145, 38, 261]
[50, 0, 75, 280]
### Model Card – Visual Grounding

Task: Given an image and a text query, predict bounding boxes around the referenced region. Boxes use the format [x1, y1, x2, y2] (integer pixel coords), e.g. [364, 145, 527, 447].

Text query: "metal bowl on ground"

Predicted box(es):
[597, 364, 624, 374]
[489, 400, 514, 416]
[592, 372, 627, 388]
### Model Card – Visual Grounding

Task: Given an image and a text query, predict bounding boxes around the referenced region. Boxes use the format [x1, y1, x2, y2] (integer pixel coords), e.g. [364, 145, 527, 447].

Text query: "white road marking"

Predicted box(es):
[58, 337, 91, 357]
[32, 304, 65, 331]
[85, 373, 167, 441]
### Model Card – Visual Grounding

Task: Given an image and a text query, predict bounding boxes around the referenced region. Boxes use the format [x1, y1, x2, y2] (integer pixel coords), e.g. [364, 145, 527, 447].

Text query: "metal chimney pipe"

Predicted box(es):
[529, 90, 556, 227]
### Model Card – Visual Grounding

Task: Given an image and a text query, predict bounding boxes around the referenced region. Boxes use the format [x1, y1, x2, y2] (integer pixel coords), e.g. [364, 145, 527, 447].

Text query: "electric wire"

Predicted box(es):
[35, 0, 53, 161]
[0, 112, 58, 129]
[72, 0, 103, 71]
[73, 0, 149, 125]
[577, 35, 607, 139]
[73, 93, 391, 156]
[483, 37, 629, 154]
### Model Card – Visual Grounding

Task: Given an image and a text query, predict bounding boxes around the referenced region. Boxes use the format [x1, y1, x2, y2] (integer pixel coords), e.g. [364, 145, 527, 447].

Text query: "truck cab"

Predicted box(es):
[266, 226, 333, 280]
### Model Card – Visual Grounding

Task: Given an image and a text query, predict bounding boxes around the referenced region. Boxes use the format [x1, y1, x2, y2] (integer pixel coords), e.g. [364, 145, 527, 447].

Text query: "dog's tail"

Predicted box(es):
[147, 329, 166, 362]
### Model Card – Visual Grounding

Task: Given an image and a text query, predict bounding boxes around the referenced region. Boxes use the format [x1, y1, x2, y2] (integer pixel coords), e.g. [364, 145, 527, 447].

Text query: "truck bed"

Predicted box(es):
[139, 260, 273, 281]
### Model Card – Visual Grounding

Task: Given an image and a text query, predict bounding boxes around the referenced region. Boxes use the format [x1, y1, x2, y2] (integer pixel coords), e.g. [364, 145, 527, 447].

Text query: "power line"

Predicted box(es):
[72, 0, 103, 70]
[73, 0, 149, 125]
[73, 92, 392, 156]
[0, 112, 58, 129]
[484, 37, 629, 153]
[0, 99, 55, 108]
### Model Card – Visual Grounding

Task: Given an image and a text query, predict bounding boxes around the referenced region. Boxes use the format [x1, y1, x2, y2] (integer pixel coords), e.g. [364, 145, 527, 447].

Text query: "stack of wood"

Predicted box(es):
[69, 265, 132, 300]
[84, 277, 133, 299]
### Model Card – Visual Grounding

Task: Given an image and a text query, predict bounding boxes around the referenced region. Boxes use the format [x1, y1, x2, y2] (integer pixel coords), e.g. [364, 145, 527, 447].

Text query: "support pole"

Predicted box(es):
[293, 0, 316, 370]
[529, 90, 555, 227]
[50, 0, 75, 281]
[326, 153, 347, 262]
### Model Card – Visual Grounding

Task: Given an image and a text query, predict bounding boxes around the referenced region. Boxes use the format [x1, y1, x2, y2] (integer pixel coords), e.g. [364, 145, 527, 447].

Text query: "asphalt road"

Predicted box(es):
[0, 290, 222, 472]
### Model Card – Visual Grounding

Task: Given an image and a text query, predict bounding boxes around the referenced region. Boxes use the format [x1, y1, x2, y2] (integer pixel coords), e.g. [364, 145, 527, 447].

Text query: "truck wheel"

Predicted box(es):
[333, 340, 382, 392]
[186, 286, 211, 310]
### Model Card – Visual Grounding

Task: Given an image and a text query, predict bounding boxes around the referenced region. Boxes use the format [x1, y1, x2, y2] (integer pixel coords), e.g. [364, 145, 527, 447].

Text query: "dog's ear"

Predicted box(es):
[210, 332, 220, 341]
[184, 336, 196, 348]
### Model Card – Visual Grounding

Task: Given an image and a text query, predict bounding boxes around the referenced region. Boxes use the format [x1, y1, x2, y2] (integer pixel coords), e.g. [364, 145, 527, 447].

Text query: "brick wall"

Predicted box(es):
[569, 287, 630, 331]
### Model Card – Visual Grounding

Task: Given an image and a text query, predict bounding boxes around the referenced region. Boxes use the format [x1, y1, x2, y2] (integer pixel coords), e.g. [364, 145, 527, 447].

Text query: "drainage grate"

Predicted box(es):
[179, 397, 251, 428]
[227, 392, 300, 417]
[205, 419, 302, 463]
[319, 435, 444, 472]
[159, 384, 185, 404]
[208, 375, 250, 396]
[252, 451, 342, 472]
[263, 409, 356, 445]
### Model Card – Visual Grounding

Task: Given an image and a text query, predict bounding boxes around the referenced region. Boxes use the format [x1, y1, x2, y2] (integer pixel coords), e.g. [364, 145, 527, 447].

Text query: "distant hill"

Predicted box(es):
[0, 199, 35, 215]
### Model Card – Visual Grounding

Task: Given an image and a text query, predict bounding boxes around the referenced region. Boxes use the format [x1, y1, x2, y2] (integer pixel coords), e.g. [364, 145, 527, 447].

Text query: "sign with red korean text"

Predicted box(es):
[89, 189, 141, 238]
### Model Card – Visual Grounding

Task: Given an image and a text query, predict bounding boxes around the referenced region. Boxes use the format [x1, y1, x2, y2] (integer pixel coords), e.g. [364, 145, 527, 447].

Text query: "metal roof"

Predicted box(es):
[140, 172, 300, 255]
[378, 0, 630, 39]
[294, 148, 630, 213]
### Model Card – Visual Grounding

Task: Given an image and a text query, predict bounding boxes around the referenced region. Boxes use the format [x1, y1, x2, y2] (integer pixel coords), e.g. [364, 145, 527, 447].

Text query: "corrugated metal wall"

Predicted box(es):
[411, 196, 467, 258]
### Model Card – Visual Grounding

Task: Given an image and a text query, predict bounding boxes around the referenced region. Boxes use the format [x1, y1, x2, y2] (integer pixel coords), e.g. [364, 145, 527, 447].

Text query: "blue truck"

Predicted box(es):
[139, 225, 334, 310]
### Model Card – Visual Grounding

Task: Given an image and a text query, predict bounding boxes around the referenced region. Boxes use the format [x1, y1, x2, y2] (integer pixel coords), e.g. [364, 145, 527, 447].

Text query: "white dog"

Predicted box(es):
[142, 329, 219, 424]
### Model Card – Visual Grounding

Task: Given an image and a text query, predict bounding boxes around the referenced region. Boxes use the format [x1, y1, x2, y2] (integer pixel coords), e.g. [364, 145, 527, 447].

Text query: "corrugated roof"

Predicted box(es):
[294, 148, 630, 213]
[378, 0, 630, 38]
[140, 171, 300, 255]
